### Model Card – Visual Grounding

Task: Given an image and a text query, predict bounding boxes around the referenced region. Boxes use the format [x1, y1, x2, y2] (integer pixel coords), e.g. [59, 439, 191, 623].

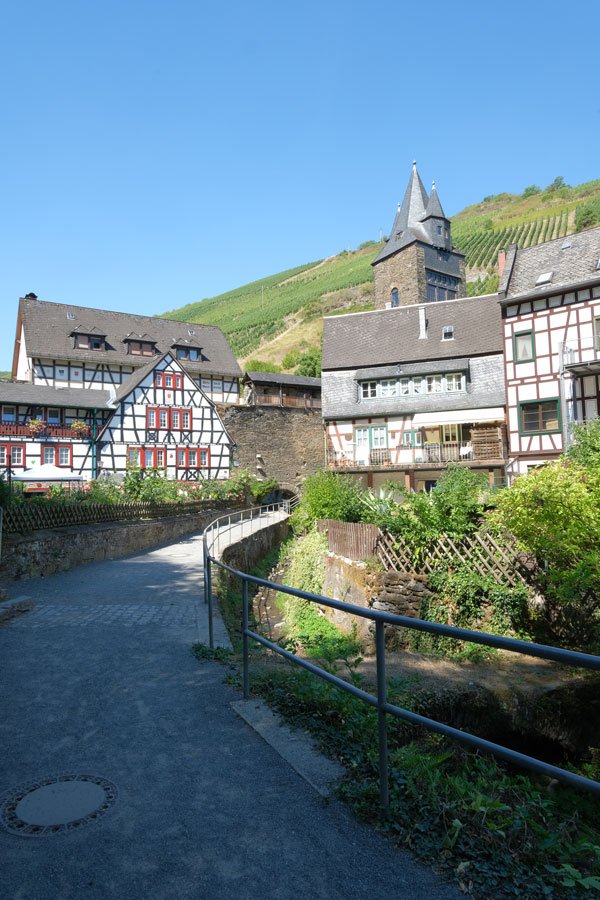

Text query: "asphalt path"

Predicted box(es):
[0, 524, 460, 899]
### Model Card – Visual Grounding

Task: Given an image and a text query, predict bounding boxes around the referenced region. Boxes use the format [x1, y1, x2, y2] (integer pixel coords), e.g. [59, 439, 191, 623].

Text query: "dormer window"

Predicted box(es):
[71, 328, 106, 350]
[391, 288, 399, 308]
[442, 325, 454, 341]
[123, 333, 157, 356]
[176, 347, 200, 361]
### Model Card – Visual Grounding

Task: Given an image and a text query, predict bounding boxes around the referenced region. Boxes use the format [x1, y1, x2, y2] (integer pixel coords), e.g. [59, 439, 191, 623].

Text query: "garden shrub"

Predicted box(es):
[290, 470, 364, 533]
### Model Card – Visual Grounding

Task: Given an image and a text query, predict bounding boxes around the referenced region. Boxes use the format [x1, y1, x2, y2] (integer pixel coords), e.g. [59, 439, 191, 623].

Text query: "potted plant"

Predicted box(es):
[27, 417, 47, 436]
[70, 419, 91, 438]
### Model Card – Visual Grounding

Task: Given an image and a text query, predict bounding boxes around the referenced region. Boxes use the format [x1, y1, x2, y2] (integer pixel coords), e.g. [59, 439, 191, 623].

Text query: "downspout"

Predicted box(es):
[91, 409, 98, 478]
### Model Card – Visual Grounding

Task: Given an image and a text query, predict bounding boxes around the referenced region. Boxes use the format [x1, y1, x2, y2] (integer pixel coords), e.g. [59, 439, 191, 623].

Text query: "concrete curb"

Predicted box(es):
[231, 697, 344, 797]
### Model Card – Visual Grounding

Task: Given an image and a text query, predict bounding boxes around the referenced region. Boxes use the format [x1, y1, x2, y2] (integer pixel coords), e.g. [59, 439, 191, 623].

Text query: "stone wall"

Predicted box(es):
[321, 554, 431, 649]
[215, 519, 289, 601]
[218, 405, 324, 489]
[373, 244, 425, 308]
[0, 510, 221, 582]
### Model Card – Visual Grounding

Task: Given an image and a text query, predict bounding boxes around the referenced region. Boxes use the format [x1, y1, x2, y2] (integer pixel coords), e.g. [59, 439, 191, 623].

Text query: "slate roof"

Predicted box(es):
[499, 226, 600, 300]
[322, 355, 505, 420]
[322, 294, 502, 371]
[0, 382, 113, 409]
[244, 371, 321, 390]
[372, 164, 459, 265]
[15, 296, 242, 378]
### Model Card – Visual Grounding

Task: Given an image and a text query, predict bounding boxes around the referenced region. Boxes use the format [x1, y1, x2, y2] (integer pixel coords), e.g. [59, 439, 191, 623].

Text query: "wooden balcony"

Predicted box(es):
[250, 393, 321, 410]
[326, 437, 506, 470]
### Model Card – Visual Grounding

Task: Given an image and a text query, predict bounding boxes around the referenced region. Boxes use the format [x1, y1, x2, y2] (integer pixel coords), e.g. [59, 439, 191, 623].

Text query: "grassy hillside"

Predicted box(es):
[161, 177, 600, 369]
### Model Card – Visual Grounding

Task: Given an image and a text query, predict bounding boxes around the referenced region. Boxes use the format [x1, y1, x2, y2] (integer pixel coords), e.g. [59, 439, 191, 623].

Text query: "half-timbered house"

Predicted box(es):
[12, 294, 242, 404]
[2, 297, 236, 482]
[97, 352, 232, 480]
[499, 226, 600, 477]
[321, 294, 507, 492]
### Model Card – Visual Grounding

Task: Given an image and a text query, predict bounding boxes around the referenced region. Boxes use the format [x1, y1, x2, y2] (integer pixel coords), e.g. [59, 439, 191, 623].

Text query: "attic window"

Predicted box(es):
[128, 341, 156, 357]
[187, 328, 195, 336]
[176, 346, 200, 361]
[536, 271, 554, 286]
[561, 239, 572, 249]
[596, 259, 600, 271]
[442, 326, 454, 341]
[67, 313, 76, 320]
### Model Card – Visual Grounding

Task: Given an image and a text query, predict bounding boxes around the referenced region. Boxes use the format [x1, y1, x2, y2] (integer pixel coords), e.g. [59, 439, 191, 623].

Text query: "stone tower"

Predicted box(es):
[372, 162, 466, 309]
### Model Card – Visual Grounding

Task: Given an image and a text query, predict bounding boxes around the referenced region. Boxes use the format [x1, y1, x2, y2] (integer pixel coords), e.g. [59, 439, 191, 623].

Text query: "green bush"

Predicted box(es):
[294, 347, 321, 378]
[566, 418, 600, 468]
[244, 358, 282, 373]
[522, 184, 541, 198]
[488, 461, 600, 568]
[575, 199, 600, 232]
[290, 470, 364, 532]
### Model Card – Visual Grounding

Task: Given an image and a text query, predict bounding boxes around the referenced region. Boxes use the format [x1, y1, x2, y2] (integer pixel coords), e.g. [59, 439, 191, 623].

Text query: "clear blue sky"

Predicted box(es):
[1, 0, 599, 370]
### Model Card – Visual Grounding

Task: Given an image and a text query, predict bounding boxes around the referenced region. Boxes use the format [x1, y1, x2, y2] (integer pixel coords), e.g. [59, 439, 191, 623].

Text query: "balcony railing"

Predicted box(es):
[0, 424, 90, 439]
[326, 439, 505, 469]
[562, 337, 600, 374]
[249, 393, 321, 409]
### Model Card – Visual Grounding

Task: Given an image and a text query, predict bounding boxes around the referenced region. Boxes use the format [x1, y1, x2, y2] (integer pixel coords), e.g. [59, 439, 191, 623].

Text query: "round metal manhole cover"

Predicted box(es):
[0, 775, 118, 837]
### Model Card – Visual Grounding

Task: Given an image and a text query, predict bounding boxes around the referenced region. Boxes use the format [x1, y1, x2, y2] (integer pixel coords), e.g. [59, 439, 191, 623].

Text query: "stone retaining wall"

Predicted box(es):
[0, 511, 222, 582]
[321, 554, 432, 649]
[215, 519, 289, 600]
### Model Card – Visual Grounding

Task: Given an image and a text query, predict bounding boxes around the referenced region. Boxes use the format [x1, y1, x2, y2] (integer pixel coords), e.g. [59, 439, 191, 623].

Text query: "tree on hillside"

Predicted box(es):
[546, 176, 568, 192]
[295, 348, 321, 378]
[522, 185, 541, 198]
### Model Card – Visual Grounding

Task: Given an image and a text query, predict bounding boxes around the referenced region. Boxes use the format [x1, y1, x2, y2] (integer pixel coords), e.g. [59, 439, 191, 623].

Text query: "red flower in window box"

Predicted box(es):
[27, 418, 47, 436]
[70, 420, 91, 438]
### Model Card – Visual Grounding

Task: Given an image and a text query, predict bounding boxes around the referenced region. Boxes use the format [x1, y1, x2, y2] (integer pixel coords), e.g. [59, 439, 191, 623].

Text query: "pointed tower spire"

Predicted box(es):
[422, 180, 446, 220]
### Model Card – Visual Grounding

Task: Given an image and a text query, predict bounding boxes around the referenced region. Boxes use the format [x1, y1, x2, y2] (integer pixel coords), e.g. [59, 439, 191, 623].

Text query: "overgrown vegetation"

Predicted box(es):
[1, 469, 278, 509]
[250, 665, 600, 898]
[275, 530, 359, 658]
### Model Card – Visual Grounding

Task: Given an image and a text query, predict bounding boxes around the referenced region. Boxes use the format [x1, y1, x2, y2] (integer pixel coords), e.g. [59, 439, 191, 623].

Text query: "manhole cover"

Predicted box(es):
[0, 774, 118, 836]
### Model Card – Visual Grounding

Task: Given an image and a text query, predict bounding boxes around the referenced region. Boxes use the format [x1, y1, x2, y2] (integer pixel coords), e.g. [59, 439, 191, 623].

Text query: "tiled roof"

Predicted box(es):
[0, 382, 113, 409]
[322, 294, 502, 371]
[16, 296, 242, 378]
[500, 226, 600, 300]
[244, 371, 321, 389]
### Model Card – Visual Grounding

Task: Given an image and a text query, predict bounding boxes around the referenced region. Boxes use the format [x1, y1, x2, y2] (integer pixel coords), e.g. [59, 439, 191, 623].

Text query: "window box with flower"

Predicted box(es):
[27, 418, 47, 436]
[70, 420, 91, 438]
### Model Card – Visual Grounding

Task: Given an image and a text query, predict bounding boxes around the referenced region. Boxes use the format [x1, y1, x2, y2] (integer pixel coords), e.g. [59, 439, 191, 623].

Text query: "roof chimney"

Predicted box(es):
[497, 249, 506, 278]
[24, 292, 38, 300]
[418, 307, 428, 339]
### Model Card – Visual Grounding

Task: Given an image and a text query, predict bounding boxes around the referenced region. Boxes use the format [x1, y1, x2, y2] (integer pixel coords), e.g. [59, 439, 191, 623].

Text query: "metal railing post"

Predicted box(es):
[203, 534, 208, 605]
[206, 553, 214, 650]
[375, 620, 389, 814]
[242, 579, 250, 699]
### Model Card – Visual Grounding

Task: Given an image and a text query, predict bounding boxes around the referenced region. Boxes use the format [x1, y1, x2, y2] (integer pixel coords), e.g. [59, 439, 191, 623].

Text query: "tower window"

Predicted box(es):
[391, 288, 399, 307]
[436, 225, 442, 235]
[426, 270, 459, 303]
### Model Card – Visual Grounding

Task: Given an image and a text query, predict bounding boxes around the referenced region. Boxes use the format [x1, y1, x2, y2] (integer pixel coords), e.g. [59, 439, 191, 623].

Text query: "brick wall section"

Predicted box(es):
[373, 244, 425, 308]
[218, 405, 324, 488]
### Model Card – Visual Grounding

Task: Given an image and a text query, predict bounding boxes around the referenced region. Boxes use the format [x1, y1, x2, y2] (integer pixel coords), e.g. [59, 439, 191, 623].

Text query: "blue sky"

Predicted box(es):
[1, 0, 598, 369]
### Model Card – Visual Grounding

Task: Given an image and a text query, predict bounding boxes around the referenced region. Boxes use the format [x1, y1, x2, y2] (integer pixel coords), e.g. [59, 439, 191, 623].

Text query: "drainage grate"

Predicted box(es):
[0, 774, 118, 837]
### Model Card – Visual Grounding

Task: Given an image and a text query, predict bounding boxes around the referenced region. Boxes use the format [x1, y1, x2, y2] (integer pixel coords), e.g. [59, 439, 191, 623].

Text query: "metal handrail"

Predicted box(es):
[202, 499, 294, 648]
[204, 552, 600, 808]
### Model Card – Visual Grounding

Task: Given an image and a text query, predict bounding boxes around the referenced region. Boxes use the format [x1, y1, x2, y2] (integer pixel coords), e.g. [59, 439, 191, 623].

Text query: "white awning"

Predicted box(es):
[12, 464, 84, 481]
[411, 407, 505, 427]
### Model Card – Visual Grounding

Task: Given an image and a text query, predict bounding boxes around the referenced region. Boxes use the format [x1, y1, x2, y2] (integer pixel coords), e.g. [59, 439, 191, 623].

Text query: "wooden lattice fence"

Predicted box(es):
[376, 528, 531, 588]
[2, 500, 222, 535]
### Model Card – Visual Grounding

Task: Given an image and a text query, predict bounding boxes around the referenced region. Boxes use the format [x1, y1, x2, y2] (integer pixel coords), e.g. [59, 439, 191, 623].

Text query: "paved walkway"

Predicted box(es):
[0, 518, 459, 900]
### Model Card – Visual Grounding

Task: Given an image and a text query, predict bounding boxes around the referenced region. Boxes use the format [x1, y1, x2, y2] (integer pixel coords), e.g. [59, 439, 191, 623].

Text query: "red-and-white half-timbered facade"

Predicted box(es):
[499, 227, 600, 478]
[98, 352, 232, 480]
